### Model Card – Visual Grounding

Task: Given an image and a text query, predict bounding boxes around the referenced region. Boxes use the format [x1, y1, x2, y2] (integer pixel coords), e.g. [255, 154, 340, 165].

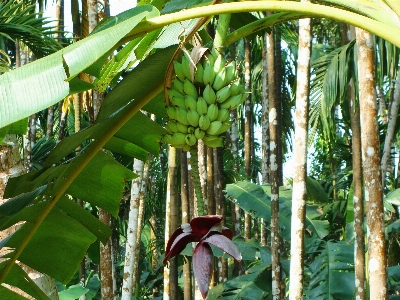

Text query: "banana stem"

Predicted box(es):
[214, 6, 232, 49]
[189, 145, 204, 216]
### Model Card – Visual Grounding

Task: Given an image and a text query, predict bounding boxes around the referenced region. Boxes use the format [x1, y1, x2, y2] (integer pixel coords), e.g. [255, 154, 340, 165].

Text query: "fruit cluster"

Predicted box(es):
[163, 47, 246, 151]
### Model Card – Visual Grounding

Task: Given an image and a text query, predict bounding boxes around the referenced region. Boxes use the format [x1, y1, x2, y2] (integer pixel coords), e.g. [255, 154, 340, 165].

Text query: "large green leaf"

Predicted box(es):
[0, 6, 155, 129]
[306, 241, 355, 299]
[1, 202, 97, 284]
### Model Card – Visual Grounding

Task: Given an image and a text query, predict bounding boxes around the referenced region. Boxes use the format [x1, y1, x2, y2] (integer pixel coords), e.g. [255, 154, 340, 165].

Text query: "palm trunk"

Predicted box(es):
[381, 68, 400, 185]
[180, 150, 192, 300]
[244, 39, 253, 240]
[268, 21, 283, 299]
[121, 158, 144, 299]
[163, 146, 178, 300]
[356, 28, 388, 299]
[289, 9, 312, 299]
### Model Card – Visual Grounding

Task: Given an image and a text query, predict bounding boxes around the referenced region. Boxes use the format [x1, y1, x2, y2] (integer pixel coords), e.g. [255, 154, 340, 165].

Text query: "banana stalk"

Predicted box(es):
[189, 145, 204, 216]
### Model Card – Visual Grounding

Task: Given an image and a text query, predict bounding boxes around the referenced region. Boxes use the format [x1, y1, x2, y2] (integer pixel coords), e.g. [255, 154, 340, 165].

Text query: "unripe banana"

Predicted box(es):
[171, 78, 184, 94]
[177, 122, 189, 133]
[171, 132, 187, 146]
[194, 63, 204, 84]
[216, 108, 230, 122]
[168, 89, 184, 102]
[181, 53, 192, 80]
[188, 126, 195, 134]
[213, 54, 226, 75]
[187, 109, 200, 127]
[216, 85, 231, 103]
[176, 107, 190, 125]
[185, 133, 197, 146]
[204, 52, 215, 67]
[203, 61, 216, 86]
[165, 121, 179, 133]
[183, 78, 198, 99]
[203, 135, 224, 148]
[212, 68, 226, 91]
[170, 96, 186, 109]
[229, 79, 242, 96]
[184, 95, 197, 111]
[203, 84, 217, 105]
[214, 121, 232, 135]
[173, 61, 185, 82]
[205, 120, 223, 135]
[224, 60, 237, 85]
[210, 47, 220, 61]
[196, 97, 208, 115]
[166, 106, 178, 120]
[220, 94, 243, 110]
[195, 128, 205, 140]
[207, 103, 219, 121]
[199, 114, 211, 131]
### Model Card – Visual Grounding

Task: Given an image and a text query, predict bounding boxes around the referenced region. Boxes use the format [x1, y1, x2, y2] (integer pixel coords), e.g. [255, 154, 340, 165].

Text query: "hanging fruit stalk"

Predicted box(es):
[162, 46, 247, 215]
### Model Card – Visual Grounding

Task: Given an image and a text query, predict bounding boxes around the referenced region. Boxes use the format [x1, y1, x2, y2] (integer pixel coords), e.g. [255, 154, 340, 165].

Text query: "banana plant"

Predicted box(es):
[1, 0, 400, 297]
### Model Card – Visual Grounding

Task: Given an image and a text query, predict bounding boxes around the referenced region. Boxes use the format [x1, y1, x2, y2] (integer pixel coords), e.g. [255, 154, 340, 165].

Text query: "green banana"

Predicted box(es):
[205, 120, 223, 135]
[194, 63, 204, 84]
[188, 126, 195, 134]
[204, 52, 215, 67]
[173, 61, 185, 82]
[224, 60, 237, 85]
[176, 107, 190, 125]
[220, 94, 243, 110]
[229, 79, 242, 96]
[181, 53, 192, 80]
[184, 95, 197, 111]
[216, 85, 231, 103]
[203, 135, 224, 148]
[187, 109, 200, 127]
[185, 133, 197, 146]
[202, 61, 216, 86]
[216, 108, 230, 122]
[170, 96, 186, 109]
[171, 78, 184, 94]
[165, 121, 179, 133]
[212, 68, 226, 91]
[214, 121, 232, 135]
[210, 47, 220, 61]
[168, 89, 184, 102]
[203, 84, 217, 105]
[195, 128, 205, 140]
[183, 78, 198, 99]
[199, 114, 211, 131]
[207, 103, 219, 121]
[196, 97, 208, 115]
[213, 53, 226, 75]
[166, 106, 178, 120]
[177, 122, 189, 134]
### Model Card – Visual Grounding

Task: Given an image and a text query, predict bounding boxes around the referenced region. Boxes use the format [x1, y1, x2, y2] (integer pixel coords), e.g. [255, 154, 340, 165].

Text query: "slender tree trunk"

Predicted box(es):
[345, 24, 367, 300]
[381, 68, 400, 185]
[289, 9, 312, 299]
[121, 159, 144, 299]
[356, 28, 388, 299]
[268, 22, 283, 300]
[180, 150, 192, 300]
[244, 39, 253, 240]
[261, 31, 270, 246]
[274, 25, 283, 186]
[163, 146, 178, 300]
[350, 80, 366, 300]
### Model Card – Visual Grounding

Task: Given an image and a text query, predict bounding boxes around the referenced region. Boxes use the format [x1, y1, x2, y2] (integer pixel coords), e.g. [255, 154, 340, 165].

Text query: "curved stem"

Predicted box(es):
[119, 2, 400, 49]
[189, 145, 204, 216]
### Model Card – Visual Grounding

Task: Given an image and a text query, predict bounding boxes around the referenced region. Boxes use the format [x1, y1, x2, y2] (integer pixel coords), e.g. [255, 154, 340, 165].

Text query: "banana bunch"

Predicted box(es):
[163, 47, 247, 151]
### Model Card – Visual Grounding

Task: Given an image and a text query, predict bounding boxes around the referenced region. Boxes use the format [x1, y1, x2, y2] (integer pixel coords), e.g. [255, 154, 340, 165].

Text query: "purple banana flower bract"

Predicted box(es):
[163, 215, 242, 299]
